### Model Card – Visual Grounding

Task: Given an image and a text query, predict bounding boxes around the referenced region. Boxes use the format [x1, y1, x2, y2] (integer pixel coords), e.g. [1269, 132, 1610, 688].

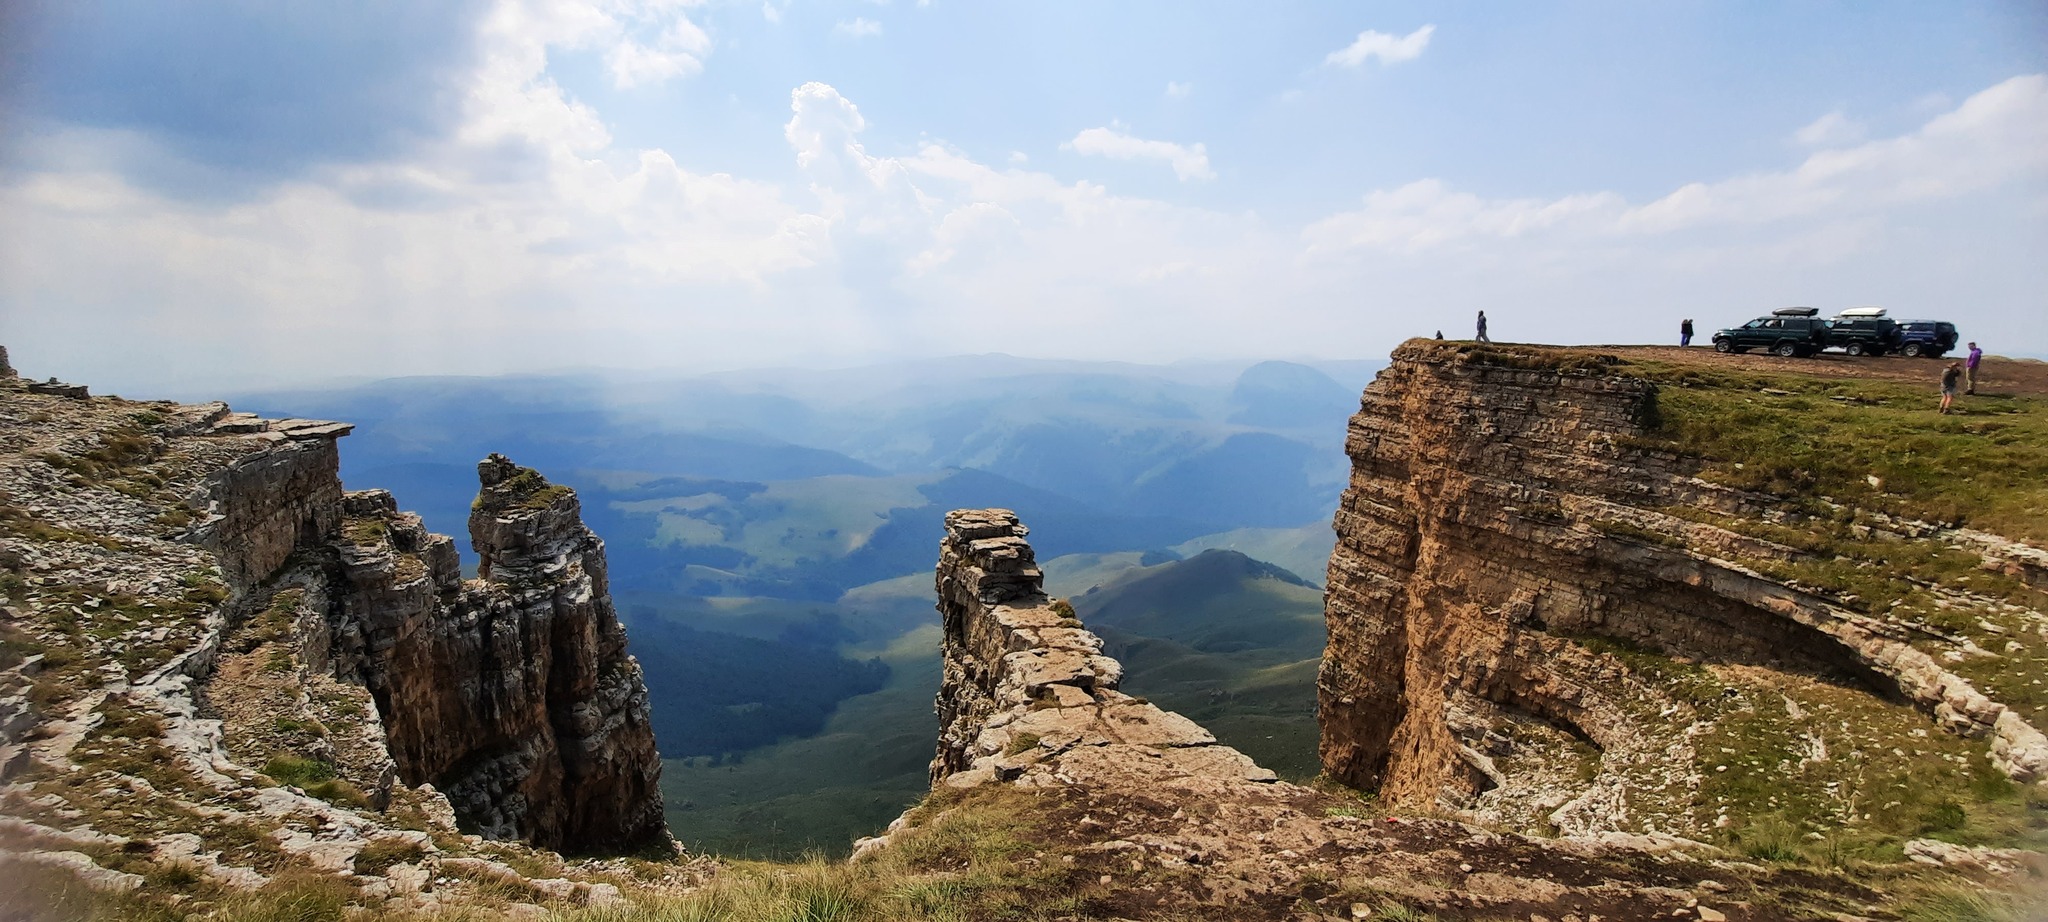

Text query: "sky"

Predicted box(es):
[1, 1, 2045, 394]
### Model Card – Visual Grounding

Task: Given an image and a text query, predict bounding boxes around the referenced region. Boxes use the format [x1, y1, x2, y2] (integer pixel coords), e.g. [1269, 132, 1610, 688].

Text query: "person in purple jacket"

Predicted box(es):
[1965, 342, 1983, 394]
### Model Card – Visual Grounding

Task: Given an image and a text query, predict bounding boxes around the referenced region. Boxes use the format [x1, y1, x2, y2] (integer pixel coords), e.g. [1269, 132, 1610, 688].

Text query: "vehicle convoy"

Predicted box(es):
[1713, 307, 1830, 356]
[1825, 306, 1899, 356]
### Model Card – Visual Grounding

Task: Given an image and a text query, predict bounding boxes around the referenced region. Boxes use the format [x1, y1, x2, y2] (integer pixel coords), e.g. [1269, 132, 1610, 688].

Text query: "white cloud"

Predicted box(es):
[1306, 74, 2048, 254]
[1165, 81, 1193, 99]
[834, 17, 882, 39]
[1794, 111, 1865, 148]
[607, 17, 713, 88]
[4, 5, 2045, 395]
[1063, 126, 1215, 181]
[761, 2, 781, 24]
[1324, 25, 1434, 69]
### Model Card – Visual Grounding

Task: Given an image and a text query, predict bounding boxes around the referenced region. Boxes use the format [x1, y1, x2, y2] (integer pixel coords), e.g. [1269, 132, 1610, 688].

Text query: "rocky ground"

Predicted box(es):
[0, 370, 710, 919]
[866, 508, 2048, 920]
[3, 350, 2045, 921]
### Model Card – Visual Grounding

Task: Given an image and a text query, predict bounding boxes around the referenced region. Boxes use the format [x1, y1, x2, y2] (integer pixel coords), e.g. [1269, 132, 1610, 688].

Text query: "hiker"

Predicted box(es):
[1680, 318, 1694, 347]
[1966, 342, 1982, 394]
[1940, 361, 1963, 414]
[1476, 310, 1490, 343]
[1434, 330, 1444, 340]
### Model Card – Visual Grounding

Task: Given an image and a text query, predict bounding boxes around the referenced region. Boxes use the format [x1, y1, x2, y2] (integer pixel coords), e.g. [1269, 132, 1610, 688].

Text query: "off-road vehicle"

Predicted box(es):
[1713, 307, 1828, 357]
[1824, 306, 1899, 356]
[1893, 320, 1959, 357]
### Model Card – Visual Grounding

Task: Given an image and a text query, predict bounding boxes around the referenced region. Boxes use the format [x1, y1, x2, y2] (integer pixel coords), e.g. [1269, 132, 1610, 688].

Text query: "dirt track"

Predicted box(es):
[1572, 344, 2048, 399]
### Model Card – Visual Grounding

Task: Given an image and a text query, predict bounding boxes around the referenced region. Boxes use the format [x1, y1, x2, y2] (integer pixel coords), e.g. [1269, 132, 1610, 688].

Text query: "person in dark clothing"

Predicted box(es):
[1680, 319, 1694, 347]
[1434, 330, 1444, 340]
[1476, 310, 1490, 343]
[1941, 362, 1963, 414]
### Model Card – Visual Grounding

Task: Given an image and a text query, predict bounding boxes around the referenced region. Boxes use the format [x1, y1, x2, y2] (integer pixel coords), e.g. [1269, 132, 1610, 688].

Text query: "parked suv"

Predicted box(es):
[1893, 320, 1959, 358]
[1825, 307, 1899, 356]
[1713, 308, 1829, 357]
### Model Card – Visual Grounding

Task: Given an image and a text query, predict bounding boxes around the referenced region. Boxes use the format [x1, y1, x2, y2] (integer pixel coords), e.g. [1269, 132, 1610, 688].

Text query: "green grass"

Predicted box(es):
[342, 518, 387, 546]
[1624, 362, 2048, 544]
[260, 755, 371, 809]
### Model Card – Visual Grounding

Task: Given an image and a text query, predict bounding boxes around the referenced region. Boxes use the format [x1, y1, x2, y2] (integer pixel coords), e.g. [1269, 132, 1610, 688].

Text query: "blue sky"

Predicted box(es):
[2, 1, 2044, 392]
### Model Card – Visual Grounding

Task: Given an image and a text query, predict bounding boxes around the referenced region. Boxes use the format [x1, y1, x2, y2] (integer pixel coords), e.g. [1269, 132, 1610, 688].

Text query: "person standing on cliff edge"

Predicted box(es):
[1680, 319, 1694, 347]
[1476, 310, 1490, 343]
[1941, 361, 1963, 414]
[1966, 342, 1982, 394]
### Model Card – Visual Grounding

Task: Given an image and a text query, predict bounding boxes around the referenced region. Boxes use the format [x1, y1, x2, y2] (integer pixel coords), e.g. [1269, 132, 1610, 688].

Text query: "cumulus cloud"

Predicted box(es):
[834, 17, 883, 38]
[1165, 81, 1193, 99]
[4, 2, 2044, 393]
[1325, 25, 1434, 69]
[606, 17, 713, 87]
[1064, 126, 1216, 181]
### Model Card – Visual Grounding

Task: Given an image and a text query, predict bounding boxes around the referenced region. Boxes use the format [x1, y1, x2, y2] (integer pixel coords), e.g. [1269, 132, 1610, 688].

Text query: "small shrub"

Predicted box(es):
[1003, 733, 1042, 756]
[351, 838, 427, 876]
[1921, 800, 1967, 833]
[260, 755, 335, 787]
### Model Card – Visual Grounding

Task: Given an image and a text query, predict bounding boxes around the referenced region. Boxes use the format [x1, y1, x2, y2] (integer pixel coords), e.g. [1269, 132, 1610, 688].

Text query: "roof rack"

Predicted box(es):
[1772, 307, 1819, 317]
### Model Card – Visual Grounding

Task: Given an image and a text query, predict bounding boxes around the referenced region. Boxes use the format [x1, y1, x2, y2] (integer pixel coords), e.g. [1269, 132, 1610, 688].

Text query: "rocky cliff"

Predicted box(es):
[1321, 340, 2048, 843]
[0, 362, 668, 912]
[847, 508, 1926, 919]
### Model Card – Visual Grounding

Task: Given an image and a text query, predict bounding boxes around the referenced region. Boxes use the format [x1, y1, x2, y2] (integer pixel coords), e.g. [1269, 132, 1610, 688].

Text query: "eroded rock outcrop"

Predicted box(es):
[856, 508, 1902, 919]
[0, 369, 668, 912]
[260, 454, 668, 853]
[1321, 341, 2048, 836]
[927, 508, 1275, 787]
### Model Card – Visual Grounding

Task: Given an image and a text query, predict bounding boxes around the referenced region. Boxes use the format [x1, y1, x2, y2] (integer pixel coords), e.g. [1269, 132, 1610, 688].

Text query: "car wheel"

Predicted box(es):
[1714, 340, 1733, 353]
[1773, 341, 1798, 357]
[1902, 343, 1923, 357]
[1845, 343, 1865, 356]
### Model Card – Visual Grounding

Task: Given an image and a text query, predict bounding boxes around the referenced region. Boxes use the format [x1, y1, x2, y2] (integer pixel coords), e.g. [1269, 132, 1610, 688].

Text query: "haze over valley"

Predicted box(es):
[238, 355, 1365, 855]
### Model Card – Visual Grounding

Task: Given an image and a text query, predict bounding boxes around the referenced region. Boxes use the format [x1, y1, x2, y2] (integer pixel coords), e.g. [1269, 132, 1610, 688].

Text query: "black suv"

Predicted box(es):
[1824, 309, 1899, 356]
[1713, 308, 1829, 357]
[1893, 321, 1959, 358]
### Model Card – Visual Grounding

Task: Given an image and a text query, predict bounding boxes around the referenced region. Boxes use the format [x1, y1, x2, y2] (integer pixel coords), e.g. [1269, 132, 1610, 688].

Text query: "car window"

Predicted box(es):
[1744, 320, 1762, 329]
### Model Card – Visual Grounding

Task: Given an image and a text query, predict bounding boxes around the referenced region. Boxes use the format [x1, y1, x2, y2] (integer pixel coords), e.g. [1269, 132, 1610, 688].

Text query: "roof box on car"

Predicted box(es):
[1772, 307, 1820, 317]
[1836, 306, 1888, 318]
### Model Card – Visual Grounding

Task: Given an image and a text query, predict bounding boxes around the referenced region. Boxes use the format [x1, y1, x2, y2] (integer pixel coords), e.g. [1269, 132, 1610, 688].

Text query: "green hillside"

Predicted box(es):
[1073, 550, 1327, 779]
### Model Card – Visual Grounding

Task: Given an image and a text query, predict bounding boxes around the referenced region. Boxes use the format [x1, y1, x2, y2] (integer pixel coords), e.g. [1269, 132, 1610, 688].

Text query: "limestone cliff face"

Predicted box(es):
[261, 454, 667, 853]
[1320, 341, 2048, 833]
[858, 508, 1909, 919]
[0, 369, 674, 906]
[927, 509, 1276, 787]
[142, 406, 666, 852]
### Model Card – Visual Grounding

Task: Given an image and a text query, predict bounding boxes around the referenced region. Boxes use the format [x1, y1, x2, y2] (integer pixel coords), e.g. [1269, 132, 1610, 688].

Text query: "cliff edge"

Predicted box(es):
[841, 508, 1914, 919]
[0, 359, 669, 914]
[1322, 340, 2048, 854]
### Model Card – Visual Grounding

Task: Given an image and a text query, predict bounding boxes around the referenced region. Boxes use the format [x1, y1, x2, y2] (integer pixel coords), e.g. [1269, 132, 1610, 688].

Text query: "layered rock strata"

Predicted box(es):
[0, 368, 667, 911]
[928, 508, 1276, 786]
[860, 508, 1898, 919]
[1320, 341, 2048, 831]
[291, 455, 667, 851]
